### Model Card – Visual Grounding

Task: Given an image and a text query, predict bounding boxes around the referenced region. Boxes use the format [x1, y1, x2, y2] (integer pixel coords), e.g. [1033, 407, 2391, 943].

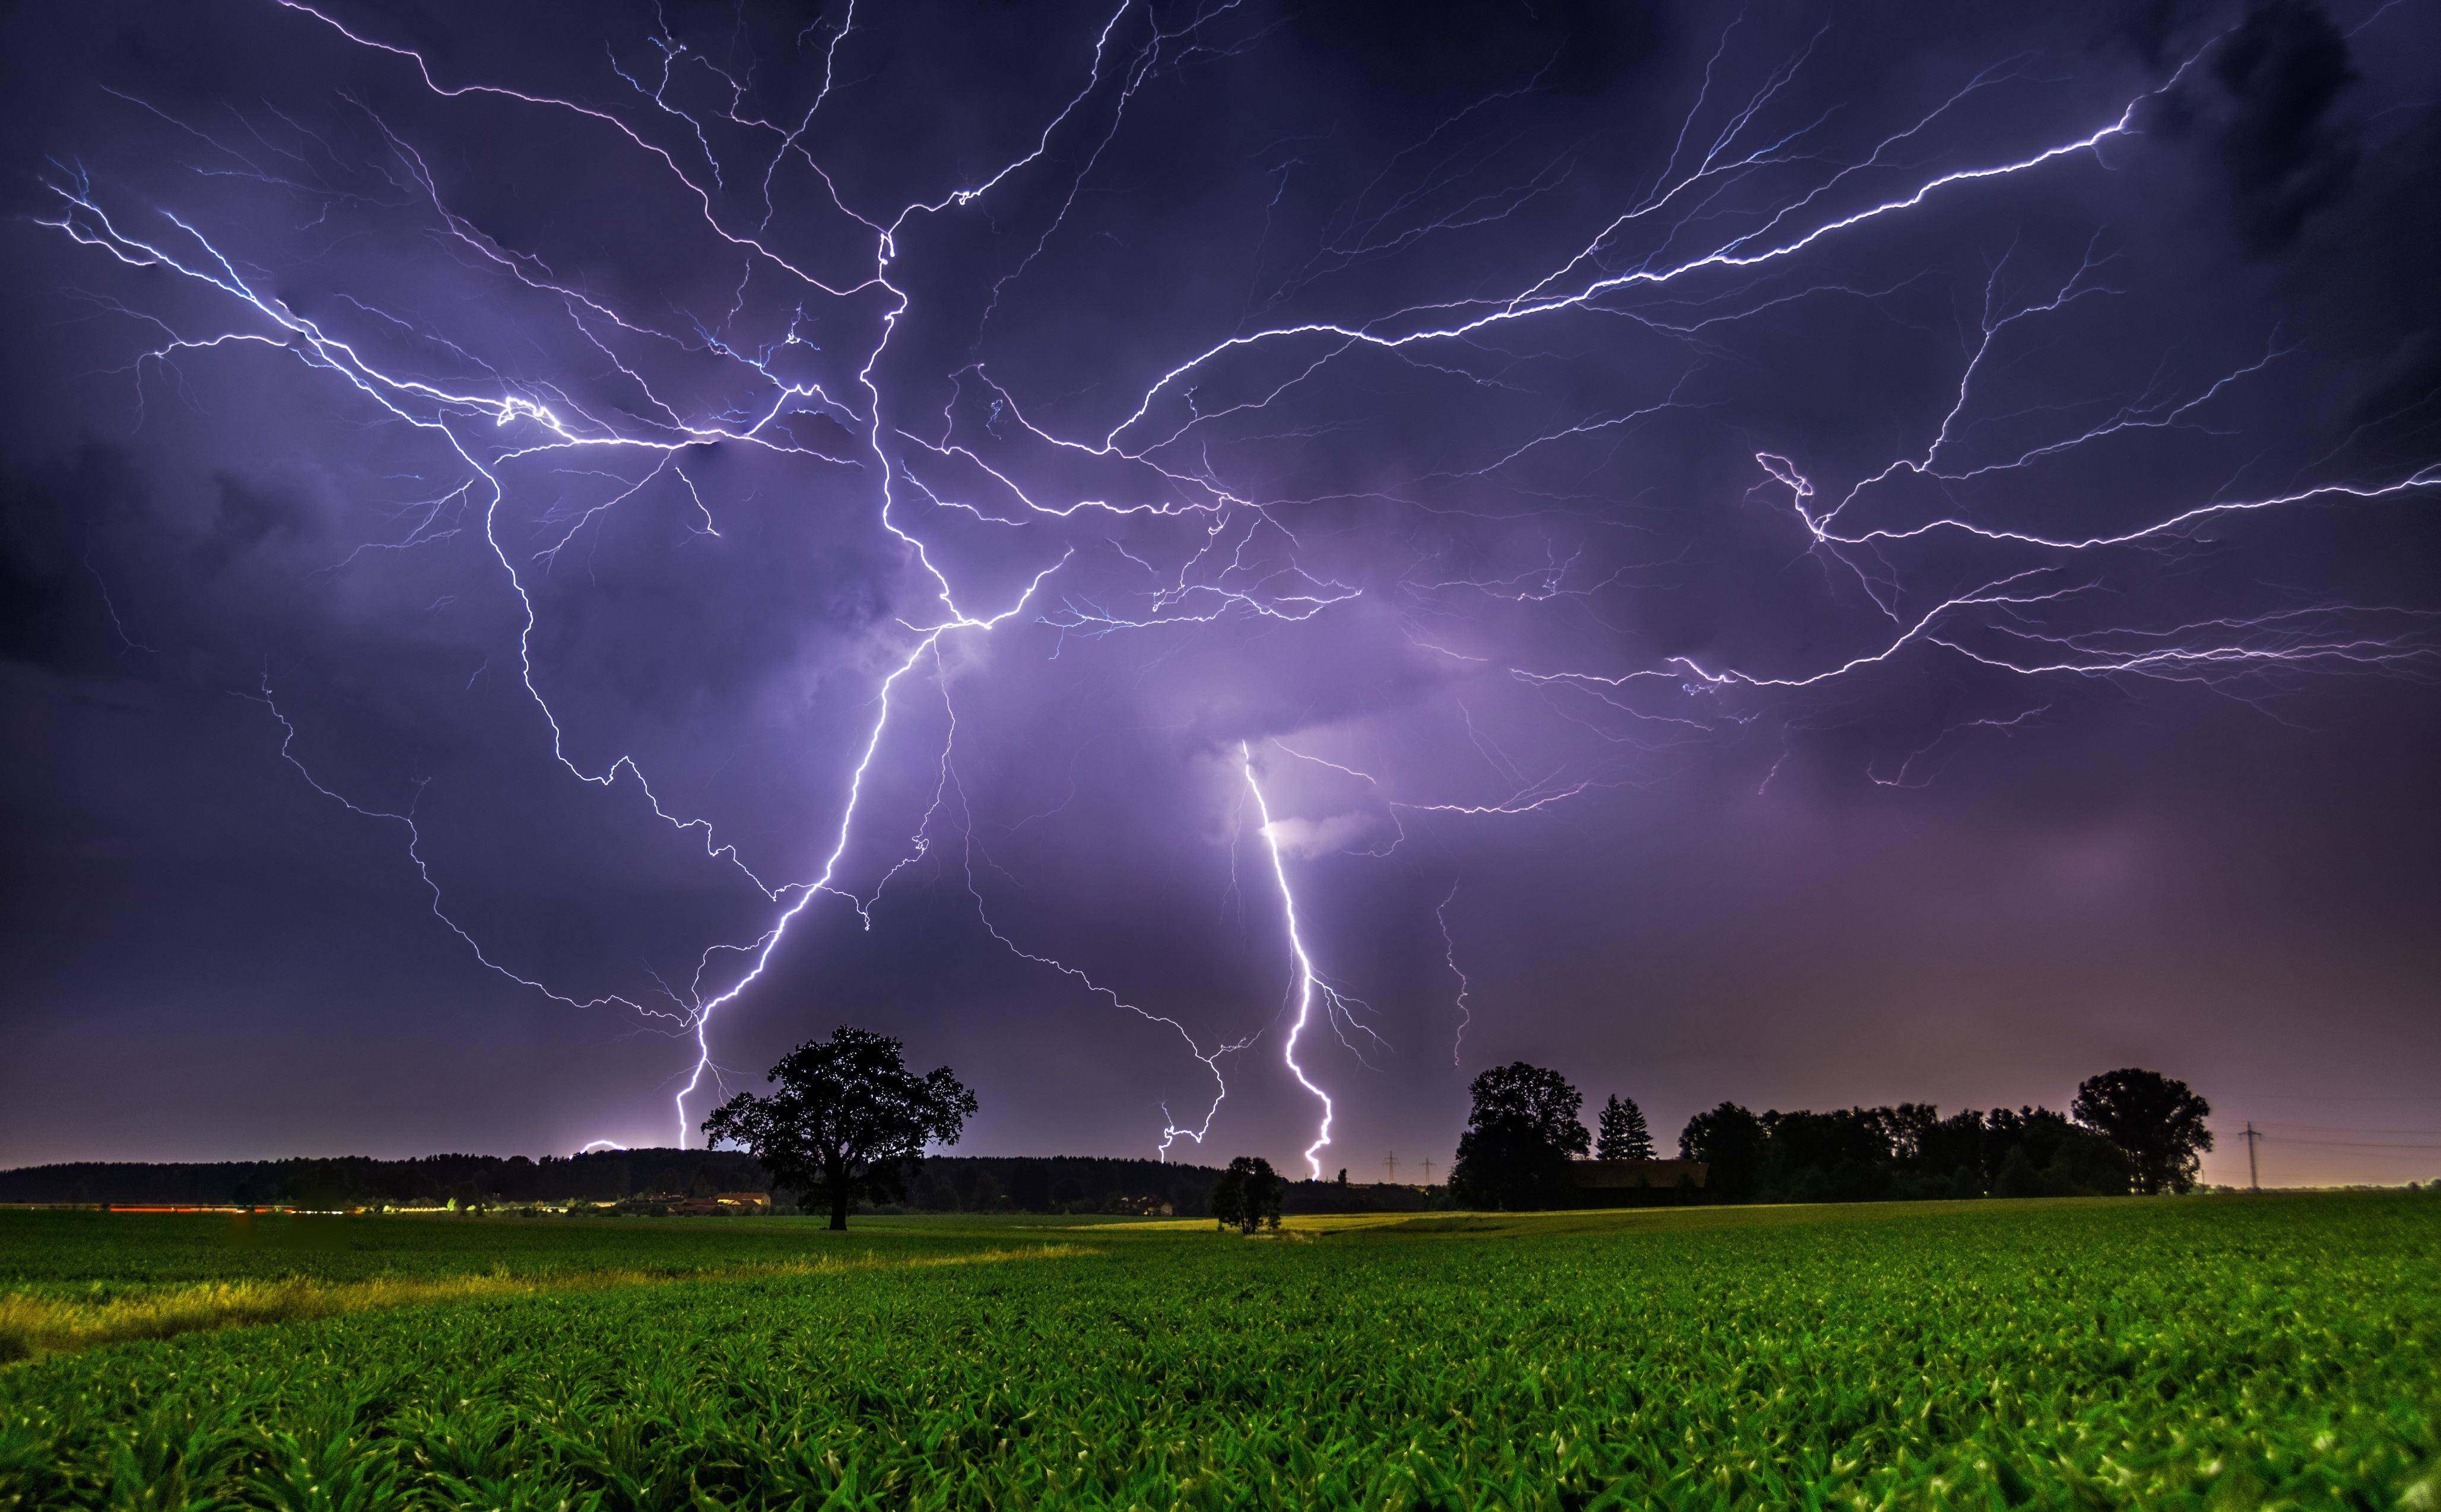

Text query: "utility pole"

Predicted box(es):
[1420, 1158, 1434, 1187]
[2242, 1122, 2261, 1192]
[1382, 1150, 1397, 1184]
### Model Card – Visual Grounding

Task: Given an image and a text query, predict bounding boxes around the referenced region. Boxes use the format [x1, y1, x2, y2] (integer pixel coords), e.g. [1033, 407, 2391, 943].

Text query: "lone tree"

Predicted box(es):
[1596, 1094, 1656, 1161]
[1210, 1155, 1284, 1234]
[701, 1026, 976, 1229]
[1449, 1062, 1591, 1210]
[2072, 1068, 2213, 1195]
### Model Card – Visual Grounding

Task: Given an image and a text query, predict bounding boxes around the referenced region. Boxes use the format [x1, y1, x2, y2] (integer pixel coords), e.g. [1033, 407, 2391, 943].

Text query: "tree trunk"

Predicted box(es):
[823, 1151, 855, 1230]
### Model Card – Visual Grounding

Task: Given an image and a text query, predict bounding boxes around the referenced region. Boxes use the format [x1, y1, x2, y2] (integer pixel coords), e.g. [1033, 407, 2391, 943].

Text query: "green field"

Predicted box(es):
[2, 1195, 2435, 1508]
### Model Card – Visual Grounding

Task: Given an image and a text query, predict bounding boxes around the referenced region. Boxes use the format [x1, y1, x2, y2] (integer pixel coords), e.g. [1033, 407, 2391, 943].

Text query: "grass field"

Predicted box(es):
[2, 1195, 2435, 1508]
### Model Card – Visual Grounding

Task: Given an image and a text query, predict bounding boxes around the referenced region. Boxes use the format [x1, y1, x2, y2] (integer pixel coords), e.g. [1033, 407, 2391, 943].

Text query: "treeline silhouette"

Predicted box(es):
[0, 1152, 768, 1209]
[1444, 1064, 2210, 1210]
[896, 1158, 1436, 1217]
[1679, 1102, 2134, 1205]
[5, 1068, 2205, 1214]
[0, 1152, 1441, 1217]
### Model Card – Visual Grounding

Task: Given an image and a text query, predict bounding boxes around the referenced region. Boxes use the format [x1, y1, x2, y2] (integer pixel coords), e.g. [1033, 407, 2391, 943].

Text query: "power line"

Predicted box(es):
[2224, 1091, 2441, 1103]
[2255, 1123, 2441, 1136]
[2213, 1120, 2441, 1186]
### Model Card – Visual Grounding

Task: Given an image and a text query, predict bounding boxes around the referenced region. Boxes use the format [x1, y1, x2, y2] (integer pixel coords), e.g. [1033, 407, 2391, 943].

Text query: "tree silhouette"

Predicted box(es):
[701, 1026, 976, 1229]
[1596, 1094, 1655, 1161]
[2073, 1068, 2213, 1195]
[1449, 1062, 1590, 1210]
[1678, 1102, 1766, 1203]
[1210, 1155, 1284, 1233]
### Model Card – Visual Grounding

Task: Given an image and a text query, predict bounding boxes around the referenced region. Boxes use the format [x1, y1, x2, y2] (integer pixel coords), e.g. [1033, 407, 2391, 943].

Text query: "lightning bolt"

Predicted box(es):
[31, 0, 2439, 1167]
[1242, 744, 1335, 1178]
[1437, 883, 1473, 1068]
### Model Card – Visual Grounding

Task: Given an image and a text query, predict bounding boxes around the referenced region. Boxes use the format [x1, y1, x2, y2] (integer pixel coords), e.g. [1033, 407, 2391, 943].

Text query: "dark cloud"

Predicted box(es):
[197, 471, 321, 573]
[0, 446, 144, 674]
[2, 0, 2436, 1180]
[2150, 0, 2361, 252]
[2216, 1, 2359, 249]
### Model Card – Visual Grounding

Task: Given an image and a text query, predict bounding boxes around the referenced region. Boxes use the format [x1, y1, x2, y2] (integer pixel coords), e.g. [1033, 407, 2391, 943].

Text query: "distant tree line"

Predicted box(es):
[6, 1014, 2214, 1221]
[894, 1157, 1439, 1218]
[1679, 1101, 2135, 1205]
[690, 1028, 1448, 1227]
[0, 1151, 766, 1209]
[1681, 1068, 2214, 1202]
[0, 1149, 1188, 1214]
[1450, 1062, 2215, 1210]
[0, 1151, 1448, 1218]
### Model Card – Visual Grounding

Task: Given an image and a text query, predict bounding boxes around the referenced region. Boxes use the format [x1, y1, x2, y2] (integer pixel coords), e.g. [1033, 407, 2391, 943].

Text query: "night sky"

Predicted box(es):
[4, 0, 2437, 1187]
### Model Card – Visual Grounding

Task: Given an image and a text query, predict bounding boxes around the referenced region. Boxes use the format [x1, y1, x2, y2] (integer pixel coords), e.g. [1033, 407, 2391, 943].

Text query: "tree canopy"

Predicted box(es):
[1210, 1155, 1285, 1233]
[1596, 1094, 1655, 1161]
[1449, 1061, 1590, 1210]
[1680, 1100, 2132, 1203]
[2074, 1068, 2213, 1195]
[701, 1026, 976, 1228]
[1678, 1102, 1769, 1203]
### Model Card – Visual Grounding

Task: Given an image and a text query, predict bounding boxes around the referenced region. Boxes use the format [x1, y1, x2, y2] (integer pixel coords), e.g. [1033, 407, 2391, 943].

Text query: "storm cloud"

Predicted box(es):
[2, 0, 2437, 1186]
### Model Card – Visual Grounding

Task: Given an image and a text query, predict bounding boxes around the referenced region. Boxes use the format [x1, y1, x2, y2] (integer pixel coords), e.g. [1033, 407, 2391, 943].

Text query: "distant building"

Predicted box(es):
[715, 1192, 771, 1211]
[1569, 1159, 1708, 1206]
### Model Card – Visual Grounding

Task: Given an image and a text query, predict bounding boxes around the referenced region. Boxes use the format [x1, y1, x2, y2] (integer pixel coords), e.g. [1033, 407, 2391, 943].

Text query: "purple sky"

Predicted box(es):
[4, 0, 2438, 1187]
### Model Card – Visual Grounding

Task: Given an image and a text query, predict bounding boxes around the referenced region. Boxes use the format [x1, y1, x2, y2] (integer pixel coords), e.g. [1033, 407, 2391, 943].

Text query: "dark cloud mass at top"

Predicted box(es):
[2, 0, 2437, 1185]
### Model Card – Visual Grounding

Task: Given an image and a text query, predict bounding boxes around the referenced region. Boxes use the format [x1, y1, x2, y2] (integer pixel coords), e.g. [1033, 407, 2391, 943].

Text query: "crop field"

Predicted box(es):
[2, 1194, 2436, 1509]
